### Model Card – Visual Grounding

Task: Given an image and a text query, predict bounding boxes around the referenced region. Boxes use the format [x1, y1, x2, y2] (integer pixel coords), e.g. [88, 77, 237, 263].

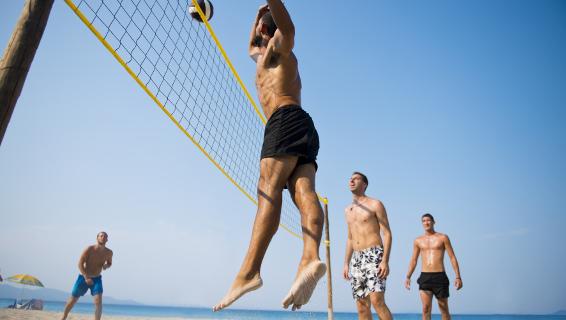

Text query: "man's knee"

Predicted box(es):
[422, 304, 432, 314]
[356, 299, 371, 316]
[66, 296, 78, 307]
[93, 295, 102, 306]
[438, 299, 450, 313]
[370, 293, 388, 310]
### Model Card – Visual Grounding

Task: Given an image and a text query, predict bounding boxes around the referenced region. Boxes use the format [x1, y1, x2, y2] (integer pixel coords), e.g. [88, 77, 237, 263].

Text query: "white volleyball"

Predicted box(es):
[189, 0, 214, 22]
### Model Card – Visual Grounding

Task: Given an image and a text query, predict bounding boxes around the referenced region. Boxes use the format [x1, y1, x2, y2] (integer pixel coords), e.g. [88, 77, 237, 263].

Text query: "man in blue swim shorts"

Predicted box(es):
[61, 231, 113, 320]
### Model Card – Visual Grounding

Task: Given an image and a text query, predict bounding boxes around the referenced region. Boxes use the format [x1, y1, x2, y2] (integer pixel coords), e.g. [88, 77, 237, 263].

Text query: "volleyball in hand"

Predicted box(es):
[189, 0, 214, 22]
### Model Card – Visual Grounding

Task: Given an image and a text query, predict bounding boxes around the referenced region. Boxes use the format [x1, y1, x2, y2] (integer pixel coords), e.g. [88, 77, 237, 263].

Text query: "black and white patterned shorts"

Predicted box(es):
[349, 246, 386, 300]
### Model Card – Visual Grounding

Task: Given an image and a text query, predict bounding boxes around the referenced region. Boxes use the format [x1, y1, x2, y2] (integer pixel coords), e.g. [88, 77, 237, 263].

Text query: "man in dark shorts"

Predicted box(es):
[405, 214, 463, 320]
[213, 0, 325, 312]
[61, 232, 113, 320]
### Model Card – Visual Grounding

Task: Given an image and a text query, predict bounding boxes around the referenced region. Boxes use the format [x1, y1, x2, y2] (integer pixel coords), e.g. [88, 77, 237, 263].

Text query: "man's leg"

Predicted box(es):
[369, 292, 392, 320]
[213, 156, 298, 311]
[355, 297, 373, 320]
[60, 296, 78, 320]
[419, 290, 433, 320]
[288, 163, 323, 264]
[93, 294, 103, 320]
[437, 298, 451, 320]
[282, 163, 326, 309]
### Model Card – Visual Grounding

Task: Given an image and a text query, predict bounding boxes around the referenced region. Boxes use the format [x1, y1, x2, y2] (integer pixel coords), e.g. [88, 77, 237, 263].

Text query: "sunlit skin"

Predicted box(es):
[343, 173, 393, 320]
[61, 232, 113, 320]
[250, 3, 301, 120]
[405, 217, 463, 320]
[213, 0, 324, 312]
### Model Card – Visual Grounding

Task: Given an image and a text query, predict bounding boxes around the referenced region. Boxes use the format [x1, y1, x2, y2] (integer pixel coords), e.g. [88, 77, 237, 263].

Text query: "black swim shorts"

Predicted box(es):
[260, 105, 319, 170]
[417, 272, 450, 299]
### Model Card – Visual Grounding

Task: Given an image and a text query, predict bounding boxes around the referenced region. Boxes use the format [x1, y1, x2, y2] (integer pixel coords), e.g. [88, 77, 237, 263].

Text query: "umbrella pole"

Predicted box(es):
[19, 284, 24, 304]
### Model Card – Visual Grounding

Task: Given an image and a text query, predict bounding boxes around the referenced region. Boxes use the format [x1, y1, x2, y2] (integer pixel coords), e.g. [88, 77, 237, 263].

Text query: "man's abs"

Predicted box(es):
[256, 54, 301, 119]
[420, 249, 446, 272]
[351, 233, 383, 252]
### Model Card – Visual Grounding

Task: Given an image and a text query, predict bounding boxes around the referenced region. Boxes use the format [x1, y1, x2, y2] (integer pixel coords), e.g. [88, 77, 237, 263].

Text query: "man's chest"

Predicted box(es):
[347, 207, 377, 226]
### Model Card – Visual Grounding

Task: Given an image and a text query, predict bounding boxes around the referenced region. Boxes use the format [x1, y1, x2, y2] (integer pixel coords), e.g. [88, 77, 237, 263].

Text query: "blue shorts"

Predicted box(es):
[71, 275, 103, 297]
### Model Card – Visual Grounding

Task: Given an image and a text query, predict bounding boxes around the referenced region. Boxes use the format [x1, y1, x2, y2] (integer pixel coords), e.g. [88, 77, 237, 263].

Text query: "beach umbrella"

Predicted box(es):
[6, 274, 44, 287]
[6, 274, 44, 302]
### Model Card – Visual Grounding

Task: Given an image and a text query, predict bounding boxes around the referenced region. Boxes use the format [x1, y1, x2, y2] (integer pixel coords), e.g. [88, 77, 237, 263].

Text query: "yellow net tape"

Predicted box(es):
[64, 0, 326, 239]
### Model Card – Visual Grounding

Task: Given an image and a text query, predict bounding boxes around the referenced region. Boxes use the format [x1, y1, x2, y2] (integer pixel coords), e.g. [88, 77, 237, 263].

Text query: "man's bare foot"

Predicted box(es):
[282, 260, 326, 311]
[212, 274, 263, 312]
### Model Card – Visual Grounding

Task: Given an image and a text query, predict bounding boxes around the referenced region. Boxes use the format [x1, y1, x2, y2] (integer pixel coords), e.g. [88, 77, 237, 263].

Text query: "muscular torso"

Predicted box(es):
[255, 51, 301, 120]
[416, 233, 446, 272]
[83, 245, 112, 277]
[345, 199, 383, 251]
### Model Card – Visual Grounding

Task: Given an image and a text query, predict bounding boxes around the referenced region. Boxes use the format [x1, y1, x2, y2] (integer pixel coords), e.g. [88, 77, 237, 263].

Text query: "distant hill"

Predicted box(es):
[553, 310, 566, 315]
[0, 284, 141, 305]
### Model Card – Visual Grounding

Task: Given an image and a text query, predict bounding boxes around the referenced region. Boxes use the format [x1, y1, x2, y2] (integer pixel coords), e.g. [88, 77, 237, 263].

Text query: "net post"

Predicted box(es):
[0, 0, 54, 145]
[323, 197, 334, 320]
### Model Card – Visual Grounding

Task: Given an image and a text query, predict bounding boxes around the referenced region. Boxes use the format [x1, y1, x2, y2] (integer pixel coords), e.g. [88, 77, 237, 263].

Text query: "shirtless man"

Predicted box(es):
[343, 172, 393, 320]
[61, 232, 113, 320]
[405, 214, 463, 320]
[213, 0, 325, 312]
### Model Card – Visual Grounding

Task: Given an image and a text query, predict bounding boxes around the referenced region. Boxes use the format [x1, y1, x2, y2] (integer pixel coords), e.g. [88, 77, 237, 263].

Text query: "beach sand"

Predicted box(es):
[0, 309, 194, 320]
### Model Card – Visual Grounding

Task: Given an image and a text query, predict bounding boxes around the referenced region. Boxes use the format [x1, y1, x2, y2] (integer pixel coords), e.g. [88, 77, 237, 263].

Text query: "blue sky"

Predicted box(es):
[1, 0, 565, 315]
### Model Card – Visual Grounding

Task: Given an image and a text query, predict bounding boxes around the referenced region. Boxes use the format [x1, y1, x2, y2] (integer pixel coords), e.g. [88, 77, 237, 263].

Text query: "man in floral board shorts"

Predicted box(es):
[343, 172, 393, 320]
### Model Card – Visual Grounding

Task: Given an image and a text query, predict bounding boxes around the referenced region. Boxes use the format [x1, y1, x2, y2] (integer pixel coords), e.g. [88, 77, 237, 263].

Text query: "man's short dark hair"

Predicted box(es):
[98, 231, 108, 237]
[352, 171, 369, 188]
[260, 12, 277, 37]
[422, 213, 435, 222]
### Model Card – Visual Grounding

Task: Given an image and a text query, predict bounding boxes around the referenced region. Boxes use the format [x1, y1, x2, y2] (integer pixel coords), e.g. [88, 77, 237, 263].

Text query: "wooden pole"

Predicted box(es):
[323, 198, 334, 320]
[0, 0, 54, 146]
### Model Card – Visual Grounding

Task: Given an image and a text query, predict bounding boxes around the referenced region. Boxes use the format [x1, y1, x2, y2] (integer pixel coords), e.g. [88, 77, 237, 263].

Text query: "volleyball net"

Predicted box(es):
[64, 0, 326, 239]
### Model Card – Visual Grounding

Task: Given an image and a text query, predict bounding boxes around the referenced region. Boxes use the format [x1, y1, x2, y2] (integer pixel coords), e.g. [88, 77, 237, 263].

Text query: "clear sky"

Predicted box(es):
[1, 0, 565, 315]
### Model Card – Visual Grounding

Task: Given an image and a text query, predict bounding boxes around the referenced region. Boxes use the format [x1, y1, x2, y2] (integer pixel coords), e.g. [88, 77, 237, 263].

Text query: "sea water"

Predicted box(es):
[1, 299, 564, 319]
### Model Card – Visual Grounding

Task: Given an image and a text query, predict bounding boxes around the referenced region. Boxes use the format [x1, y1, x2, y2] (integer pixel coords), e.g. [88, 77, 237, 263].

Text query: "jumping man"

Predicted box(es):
[213, 0, 325, 312]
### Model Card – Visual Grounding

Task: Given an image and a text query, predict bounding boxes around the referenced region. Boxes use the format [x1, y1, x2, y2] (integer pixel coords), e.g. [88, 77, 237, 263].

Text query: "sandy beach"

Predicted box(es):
[0, 309, 194, 320]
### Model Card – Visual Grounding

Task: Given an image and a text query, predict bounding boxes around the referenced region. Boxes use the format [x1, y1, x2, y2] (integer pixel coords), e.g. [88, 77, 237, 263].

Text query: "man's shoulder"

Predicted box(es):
[435, 232, 448, 239]
[362, 195, 381, 204]
[415, 235, 426, 243]
[366, 197, 385, 211]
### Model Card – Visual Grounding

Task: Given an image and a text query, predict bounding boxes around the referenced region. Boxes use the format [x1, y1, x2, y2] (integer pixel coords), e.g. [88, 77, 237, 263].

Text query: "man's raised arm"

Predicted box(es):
[266, 0, 295, 53]
[249, 4, 269, 61]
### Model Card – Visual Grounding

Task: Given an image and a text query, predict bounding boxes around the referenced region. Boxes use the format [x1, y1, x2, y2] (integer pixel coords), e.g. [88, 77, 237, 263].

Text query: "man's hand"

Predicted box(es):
[257, 4, 269, 18]
[342, 264, 350, 280]
[377, 261, 389, 279]
[85, 277, 93, 286]
[455, 277, 463, 290]
[404, 278, 411, 290]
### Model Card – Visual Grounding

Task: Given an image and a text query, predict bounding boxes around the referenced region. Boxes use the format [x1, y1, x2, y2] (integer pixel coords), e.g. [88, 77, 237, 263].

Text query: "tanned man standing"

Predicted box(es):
[405, 214, 463, 320]
[344, 172, 393, 320]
